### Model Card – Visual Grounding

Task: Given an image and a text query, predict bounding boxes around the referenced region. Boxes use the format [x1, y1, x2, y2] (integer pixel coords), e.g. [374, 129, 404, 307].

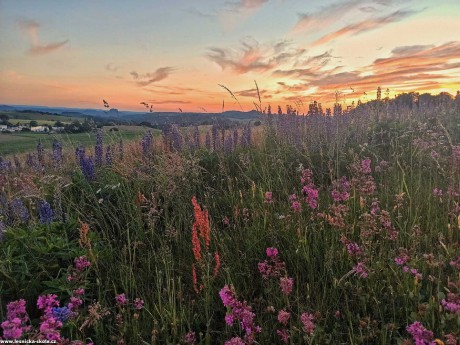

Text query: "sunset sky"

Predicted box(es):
[0, 0, 459, 112]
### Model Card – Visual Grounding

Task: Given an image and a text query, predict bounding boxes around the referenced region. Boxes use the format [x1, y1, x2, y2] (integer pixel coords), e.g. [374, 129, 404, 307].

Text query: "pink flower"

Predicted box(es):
[352, 262, 369, 278]
[406, 321, 434, 344]
[277, 329, 290, 344]
[291, 201, 301, 213]
[300, 312, 315, 335]
[37, 294, 59, 315]
[264, 191, 273, 204]
[280, 277, 293, 295]
[115, 293, 128, 306]
[184, 331, 196, 345]
[133, 298, 144, 310]
[74, 256, 91, 271]
[266, 247, 278, 258]
[225, 337, 245, 345]
[277, 310, 291, 326]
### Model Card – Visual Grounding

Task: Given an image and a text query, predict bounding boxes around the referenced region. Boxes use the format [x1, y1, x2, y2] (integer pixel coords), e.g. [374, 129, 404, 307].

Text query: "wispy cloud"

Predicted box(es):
[19, 20, 68, 56]
[145, 100, 191, 105]
[206, 38, 306, 74]
[130, 67, 175, 87]
[291, 0, 365, 34]
[220, 0, 269, 30]
[306, 41, 460, 96]
[106, 63, 121, 72]
[312, 9, 419, 46]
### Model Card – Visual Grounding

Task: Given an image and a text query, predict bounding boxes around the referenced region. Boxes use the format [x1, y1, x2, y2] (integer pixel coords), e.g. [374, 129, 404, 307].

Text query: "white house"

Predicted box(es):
[31, 126, 49, 132]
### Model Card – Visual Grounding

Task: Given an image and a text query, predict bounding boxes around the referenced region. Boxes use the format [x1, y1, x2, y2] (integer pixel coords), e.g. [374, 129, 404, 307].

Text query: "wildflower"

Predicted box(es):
[1, 299, 31, 340]
[441, 293, 460, 314]
[37, 294, 60, 315]
[74, 256, 91, 271]
[291, 201, 301, 213]
[352, 262, 369, 278]
[450, 257, 460, 270]
[266, 247, 278, 258]
[191, 196, 210, 251]
[277, 329, 290, 344]
[406, 321, 434, 344]
[300, 312, 315, 335]
[345, 242, 363, 257]
[445, 333, 458, 345]
[213, 251, 221, 277]
[361, 158, 372, 174]
[433, 188, 444, 197]
[184, 331, 197, 345]
[115, 293, 128, 306]
[52, 307, 73, 322]
[38, 200, 53, 224]
[280, 277, 294, 295]
[219, 285, 261, 343]
[80, 156, 95, 181]
[52, 140, 63, 166]
[94, 129, 103, 166]
[225, 337, 245, 345]
[8, 198, 30, 223]
[133, 298, 144, 310]
[264, 191, 273, 204]
[277, 310, 291, 326]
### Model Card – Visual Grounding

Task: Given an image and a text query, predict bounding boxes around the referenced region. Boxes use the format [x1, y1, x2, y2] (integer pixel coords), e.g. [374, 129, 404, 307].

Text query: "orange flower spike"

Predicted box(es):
[213, 251, 220, 278]
[192, 222, 202, 262]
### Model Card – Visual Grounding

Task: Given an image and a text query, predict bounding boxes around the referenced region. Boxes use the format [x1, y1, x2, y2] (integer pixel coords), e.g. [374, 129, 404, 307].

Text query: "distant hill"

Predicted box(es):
[1, 104, 262, 126]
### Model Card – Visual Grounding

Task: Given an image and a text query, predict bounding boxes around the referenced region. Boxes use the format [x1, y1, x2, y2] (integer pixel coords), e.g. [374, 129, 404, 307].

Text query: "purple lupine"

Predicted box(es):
[38, 200, 53, 224]
[141, 130, 153, 156]
[233, 128, 239, 149]
[211, 124, 219, 151]
[105, 145, 113, 165]
[9, 199, 30, 223]
[51, 307, 73, 322]
[205, 131, 211, 150]
[193, 126, 200, 149]
[75, 145, 85, 163]
[224, 135, 233, 152]
[170, 125, 183, 151]
[241, 123, 252, 147]
[52, 139, 63, 166]
[94, 128, 103, 166]
[0, 156, 12, 172]
[80, 156, 95, 181]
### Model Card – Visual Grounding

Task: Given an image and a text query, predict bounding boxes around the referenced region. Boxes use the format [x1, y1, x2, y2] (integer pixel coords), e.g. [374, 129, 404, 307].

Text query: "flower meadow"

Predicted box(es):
[0, 95, 460, 344]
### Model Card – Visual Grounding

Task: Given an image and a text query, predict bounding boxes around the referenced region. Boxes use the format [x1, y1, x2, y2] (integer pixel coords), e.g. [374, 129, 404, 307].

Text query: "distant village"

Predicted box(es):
[0, 123, 65, 133]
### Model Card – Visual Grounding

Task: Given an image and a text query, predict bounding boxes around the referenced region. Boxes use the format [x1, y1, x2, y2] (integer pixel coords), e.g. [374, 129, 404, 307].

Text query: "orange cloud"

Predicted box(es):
[207, 38, 306, 74]
[130, 67, 175, 87]
[313, 10, 419, 46]
[19, 20, 68, 56]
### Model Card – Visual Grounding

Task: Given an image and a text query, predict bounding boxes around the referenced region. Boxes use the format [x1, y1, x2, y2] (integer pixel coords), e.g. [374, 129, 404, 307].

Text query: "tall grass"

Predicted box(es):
[0, 98, 459, 344]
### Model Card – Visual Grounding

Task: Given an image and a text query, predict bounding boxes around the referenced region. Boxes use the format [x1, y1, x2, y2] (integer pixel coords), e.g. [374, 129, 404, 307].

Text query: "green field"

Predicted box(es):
[0, 111, 87, 125]
[0, 125, 153, 156]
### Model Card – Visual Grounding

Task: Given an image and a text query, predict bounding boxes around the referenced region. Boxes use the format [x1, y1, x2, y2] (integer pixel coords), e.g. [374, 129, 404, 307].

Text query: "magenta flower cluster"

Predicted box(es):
[0, 299, 31, 340]
[300, 312, 315, 336]
[331, 176, 351, 203]
[219, 285, 261, 344]
[258, 247, 286, 279]
[406, 321, 436, 345]
[301, 169, 319, 210]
